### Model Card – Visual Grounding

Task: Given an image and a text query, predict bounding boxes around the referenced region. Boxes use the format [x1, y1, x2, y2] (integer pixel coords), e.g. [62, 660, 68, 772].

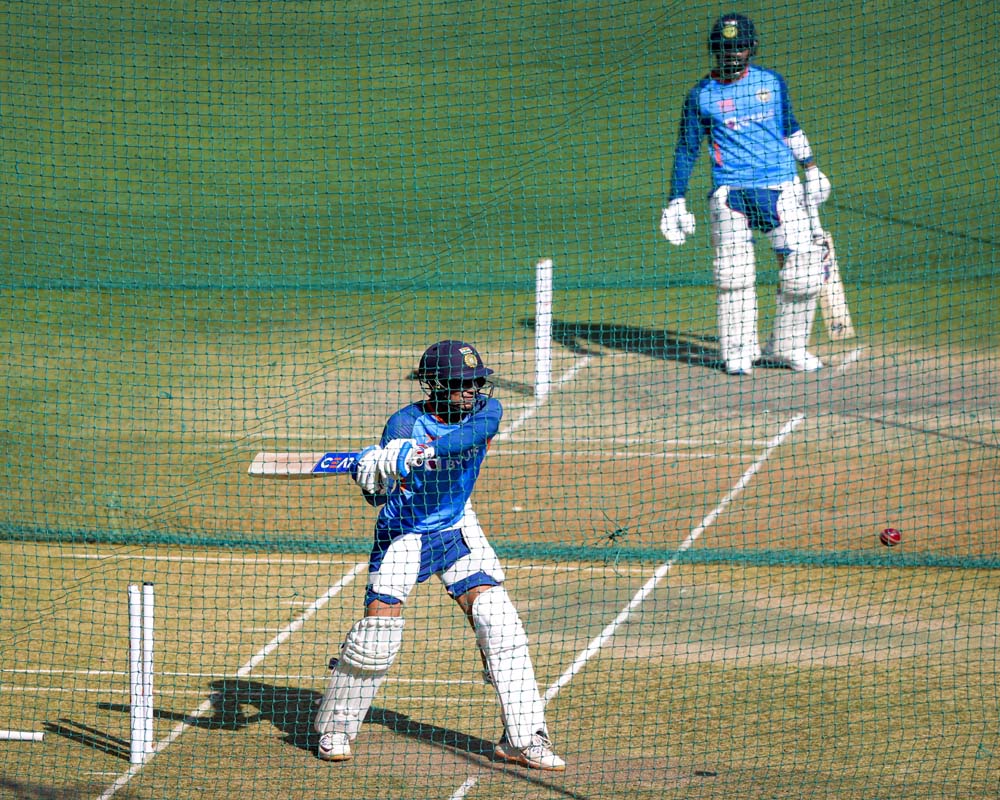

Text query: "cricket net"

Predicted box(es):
[0, 2, 997, 799]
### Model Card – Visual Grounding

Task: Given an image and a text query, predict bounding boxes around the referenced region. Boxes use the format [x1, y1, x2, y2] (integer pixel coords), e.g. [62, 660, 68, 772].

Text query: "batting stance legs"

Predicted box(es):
[709, 182, 824, 373]
[314, 507, 564, 770]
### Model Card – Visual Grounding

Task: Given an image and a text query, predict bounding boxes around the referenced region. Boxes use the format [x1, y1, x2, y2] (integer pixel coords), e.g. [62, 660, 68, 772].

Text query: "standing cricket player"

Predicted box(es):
[314, 340, 566, 771]
[659, 12, 833, 374]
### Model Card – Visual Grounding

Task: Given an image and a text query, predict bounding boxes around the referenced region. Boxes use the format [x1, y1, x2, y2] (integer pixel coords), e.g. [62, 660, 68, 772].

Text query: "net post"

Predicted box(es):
[127, 584, 143, 765]
[141, 582, 154, 757]
[535, 258, 553, 402]
[128, 583, 154, 764]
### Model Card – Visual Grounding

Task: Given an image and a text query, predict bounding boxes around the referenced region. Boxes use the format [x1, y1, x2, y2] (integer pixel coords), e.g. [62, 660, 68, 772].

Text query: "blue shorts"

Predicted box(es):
[726, 187, 782, 233]
[365, 510, 504, 606]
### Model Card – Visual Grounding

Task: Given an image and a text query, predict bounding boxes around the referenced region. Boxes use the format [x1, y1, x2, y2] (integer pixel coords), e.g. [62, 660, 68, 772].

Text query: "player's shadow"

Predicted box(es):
[78, 680, 580, 795]
[524, 317, 727, 371]
[366, 708, 587, 798]
[204, 679, 319, 749]
[204, 681, 580, 795]
[74, 681, 320, 757]
[203, 680, 501, 761]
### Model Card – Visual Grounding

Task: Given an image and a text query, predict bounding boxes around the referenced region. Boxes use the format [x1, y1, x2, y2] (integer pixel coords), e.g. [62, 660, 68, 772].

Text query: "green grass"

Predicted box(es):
[0, 0, 995, 290]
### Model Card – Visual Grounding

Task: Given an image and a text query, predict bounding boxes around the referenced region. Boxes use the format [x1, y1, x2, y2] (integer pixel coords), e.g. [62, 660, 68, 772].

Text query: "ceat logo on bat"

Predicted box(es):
[319, 453, 357, 471]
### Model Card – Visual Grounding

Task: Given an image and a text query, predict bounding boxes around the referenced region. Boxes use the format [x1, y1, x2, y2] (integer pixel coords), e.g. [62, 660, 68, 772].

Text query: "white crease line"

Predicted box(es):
[493, 356, 593, 443]
[96, 562, 367, 800]
[1, 687, 208, 696]
[1, 668, 482, 686]
[494, 449, 720, 460]
[449, 777, 480, 800]
[542, 413, 806, 703]
[57, 553, 361, 565]
[836, 346, 865, 374]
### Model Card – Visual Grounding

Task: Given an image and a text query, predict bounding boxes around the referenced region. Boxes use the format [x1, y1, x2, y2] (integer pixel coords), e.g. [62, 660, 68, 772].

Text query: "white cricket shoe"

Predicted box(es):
[317, 731, 352, 762]
[495, 731, 566, 771]
[783, 351, 823, 372]
[725, 355, 754, 376]
[761, 346, 823, 372]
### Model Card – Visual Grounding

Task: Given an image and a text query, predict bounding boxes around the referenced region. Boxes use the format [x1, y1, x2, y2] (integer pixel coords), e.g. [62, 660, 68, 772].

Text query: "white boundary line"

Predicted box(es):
[836, 345, 865, 374]
[96, 562, 366, 800]
[0, 730, 44, 741]
[542, 413, 805, 701]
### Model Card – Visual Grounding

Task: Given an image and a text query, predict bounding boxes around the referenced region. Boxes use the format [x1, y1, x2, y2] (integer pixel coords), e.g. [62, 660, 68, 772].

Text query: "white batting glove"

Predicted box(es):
[353, 445, 385, 495]
[804, 166, 831, 207]
[378, 439, 436, 482]
[375, 438, 432, 481]
[660, 198, 696, 246]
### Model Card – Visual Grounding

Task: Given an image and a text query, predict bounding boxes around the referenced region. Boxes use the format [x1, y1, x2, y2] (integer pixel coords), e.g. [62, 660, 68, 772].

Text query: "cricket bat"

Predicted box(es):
[248, 451, 359, 478]
[807, 204, 855, 340]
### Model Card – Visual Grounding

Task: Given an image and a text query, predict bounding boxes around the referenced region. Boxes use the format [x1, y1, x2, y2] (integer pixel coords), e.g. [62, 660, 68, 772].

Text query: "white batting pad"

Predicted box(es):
[769, 291, 819, 363]
[779, 248, 825, 299]
[314, 617, 405, 739]
[767, 248, 823, 361]
[472, 586, 546, 749]
[717, 286, 759, 372]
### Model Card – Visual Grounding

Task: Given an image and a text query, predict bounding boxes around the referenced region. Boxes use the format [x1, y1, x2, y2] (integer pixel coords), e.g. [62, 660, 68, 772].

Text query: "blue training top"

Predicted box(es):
[373, 395, 502, 535]
[669, 64, 802, 199]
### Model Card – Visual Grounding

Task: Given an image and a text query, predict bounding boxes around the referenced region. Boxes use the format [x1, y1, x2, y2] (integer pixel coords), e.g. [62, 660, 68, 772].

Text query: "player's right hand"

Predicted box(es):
[804, 166, 831, 207]
[660, 198, 696, 246]
[376, 439, 435, 482]
[353, 445, 386, 494]
[377, 438, 418, 481]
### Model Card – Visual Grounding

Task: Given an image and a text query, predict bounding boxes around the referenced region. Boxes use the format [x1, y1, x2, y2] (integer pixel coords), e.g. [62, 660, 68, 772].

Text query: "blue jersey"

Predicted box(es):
[669, 65, 801, 199]
[374, 396, 502, 536]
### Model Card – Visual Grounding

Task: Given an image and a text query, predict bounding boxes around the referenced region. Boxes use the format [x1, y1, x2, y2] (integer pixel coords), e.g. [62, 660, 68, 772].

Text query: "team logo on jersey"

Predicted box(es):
[719, 98, 735, 112]
[756, 88, 771, 104]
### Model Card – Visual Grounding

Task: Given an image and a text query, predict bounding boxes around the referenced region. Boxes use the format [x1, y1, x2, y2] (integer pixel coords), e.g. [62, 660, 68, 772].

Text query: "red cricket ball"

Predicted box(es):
[879, 527, 902, 547]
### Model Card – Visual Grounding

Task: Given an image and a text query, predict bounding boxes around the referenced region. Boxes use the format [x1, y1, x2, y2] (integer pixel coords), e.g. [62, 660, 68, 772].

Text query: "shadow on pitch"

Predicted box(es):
[44, 718, 131, 761]
[367, 707, 587, 798]
[203, 680, 501, 760]
[204, 682, 583, 796]
[71, 680, 582, 795]
[204, 679, 319, 749]
[523, 317, 727, 372]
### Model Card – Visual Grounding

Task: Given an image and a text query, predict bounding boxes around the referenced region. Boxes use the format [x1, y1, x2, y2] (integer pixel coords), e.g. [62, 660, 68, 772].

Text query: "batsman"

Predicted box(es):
[314, 340, 566, 771]
[660, 12, 833, 374]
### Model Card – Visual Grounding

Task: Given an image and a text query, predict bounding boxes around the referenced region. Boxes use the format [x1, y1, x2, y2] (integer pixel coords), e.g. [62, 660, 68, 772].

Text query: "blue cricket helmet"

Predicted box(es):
[708, 13, 758, 54]
[417, 340, 494, 389]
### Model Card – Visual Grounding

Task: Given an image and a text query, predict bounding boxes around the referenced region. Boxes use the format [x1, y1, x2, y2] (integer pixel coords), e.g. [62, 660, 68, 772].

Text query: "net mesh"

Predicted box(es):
[1, 2, 997, 798]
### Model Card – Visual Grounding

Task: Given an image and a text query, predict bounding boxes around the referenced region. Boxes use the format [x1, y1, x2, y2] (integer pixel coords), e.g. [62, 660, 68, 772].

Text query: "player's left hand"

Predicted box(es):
[660, 198, 696, 246]
[353, 445, 386, 494]
[804, 166, 831, 207]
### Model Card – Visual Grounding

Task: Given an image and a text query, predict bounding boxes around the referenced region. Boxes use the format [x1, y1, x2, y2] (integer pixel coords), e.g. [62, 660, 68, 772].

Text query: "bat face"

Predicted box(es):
[248, 451, 358, 478]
